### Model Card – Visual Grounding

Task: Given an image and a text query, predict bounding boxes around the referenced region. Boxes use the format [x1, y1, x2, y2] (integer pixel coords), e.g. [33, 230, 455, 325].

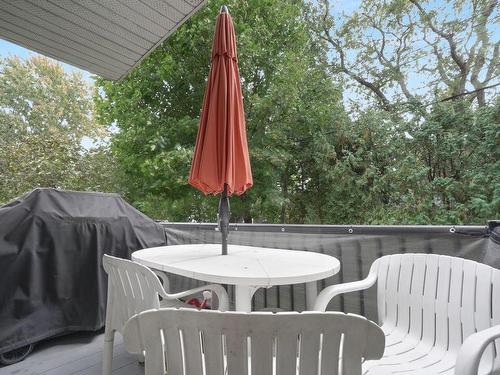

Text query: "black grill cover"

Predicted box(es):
[0, 188, 167, 354]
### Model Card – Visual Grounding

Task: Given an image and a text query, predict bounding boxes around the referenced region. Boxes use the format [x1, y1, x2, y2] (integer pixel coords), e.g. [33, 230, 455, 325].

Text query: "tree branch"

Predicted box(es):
[485, 42, 499, 81]
[320, 0, 392, 111]
[422, 32, 453, 87]
[410, 0, 468, 94]
[469, 0, 498, 105]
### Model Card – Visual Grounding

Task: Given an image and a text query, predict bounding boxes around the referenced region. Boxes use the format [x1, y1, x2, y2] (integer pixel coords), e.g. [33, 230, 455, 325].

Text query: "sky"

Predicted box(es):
[0, 0, 363, 81]
[0, 39, 92, 81]
[0, 0, 367, 119]
[0, 39, 98, 149]
[0, 0, 497, 110]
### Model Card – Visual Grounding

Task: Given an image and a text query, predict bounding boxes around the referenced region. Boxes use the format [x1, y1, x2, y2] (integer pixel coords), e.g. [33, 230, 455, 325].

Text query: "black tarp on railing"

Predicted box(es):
[161, 222, 495, 321]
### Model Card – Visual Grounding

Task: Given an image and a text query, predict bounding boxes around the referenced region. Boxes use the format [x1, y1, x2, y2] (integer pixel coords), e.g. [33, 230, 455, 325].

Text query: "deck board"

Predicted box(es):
[0, 331, 143, 375]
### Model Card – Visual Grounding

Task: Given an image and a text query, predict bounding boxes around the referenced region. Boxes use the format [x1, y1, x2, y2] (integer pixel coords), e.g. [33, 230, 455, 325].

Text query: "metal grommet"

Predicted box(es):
[449, 226, 456, 233]
[348, 227, 353, 234]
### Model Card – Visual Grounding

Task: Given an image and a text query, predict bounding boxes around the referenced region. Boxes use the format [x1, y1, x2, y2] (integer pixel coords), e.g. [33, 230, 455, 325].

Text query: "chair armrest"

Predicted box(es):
[455, 325, 500, 375]
[313, 270, 378, 311]
[152, 270, 171, 292]
[164, 284, 230, 312]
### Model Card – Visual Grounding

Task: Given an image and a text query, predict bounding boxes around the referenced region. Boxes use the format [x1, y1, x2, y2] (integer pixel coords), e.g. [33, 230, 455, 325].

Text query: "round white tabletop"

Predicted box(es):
[132, 244, 340, 312]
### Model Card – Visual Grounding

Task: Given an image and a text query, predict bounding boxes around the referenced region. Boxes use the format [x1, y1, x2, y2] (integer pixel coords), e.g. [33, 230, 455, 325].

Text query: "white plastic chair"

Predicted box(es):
[101, 254, 229, 375]
[314, 253, 500, 375]
[455, 325, 500, 375]
[123, 308, 385, 375]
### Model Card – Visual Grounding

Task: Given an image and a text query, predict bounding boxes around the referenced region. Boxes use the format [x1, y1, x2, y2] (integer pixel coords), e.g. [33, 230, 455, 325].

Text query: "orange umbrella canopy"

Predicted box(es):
[188, 8, 252, 197]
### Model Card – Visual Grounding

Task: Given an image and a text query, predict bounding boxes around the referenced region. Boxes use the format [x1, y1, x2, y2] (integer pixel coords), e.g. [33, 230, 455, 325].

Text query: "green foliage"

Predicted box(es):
[323, 101, 500, 224]
[0, 55, 122, 203]
[95, 0, 347, 223]
[94, 0, 498, 224]
[1, 1, 495, 224]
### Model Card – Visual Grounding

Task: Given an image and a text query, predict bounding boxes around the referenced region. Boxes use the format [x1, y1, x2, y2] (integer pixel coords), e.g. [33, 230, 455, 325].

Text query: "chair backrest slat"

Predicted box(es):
[408, 254, 426, 339]
[123, 309, 385, 375]
[476, 263, 493, 331]
[383, 255, 401, 330]
[182, 326, 204, 375]
[342, 333, 364, 375]
[448, 256, 465, 351]
[121, 269, 136, 319]
[475, 263, 495, 366]
[164, 326, 184, 375]
[421, 254, 439, 347]
[276, 331, 300, 375]
[394, 255, 415, 334]
[435, 256, 452, 349]
[376, 256, 391, 323]
[202, 329, 224, 375]
[298, 330, 320, 375]
[461, 260, 477, 340]
[250, 328, 273, 375]
[320, 330, 340, 375]
[144, 320, 165, 375]
[226, 329, 248, 374]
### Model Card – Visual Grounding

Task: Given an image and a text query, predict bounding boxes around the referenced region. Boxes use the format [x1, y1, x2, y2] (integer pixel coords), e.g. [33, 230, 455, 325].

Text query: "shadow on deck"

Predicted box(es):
[0, 331, 142, 375]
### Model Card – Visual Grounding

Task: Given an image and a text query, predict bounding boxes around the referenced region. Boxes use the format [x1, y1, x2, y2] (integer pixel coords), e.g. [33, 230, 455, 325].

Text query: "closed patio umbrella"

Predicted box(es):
[188, 5, 252, 255]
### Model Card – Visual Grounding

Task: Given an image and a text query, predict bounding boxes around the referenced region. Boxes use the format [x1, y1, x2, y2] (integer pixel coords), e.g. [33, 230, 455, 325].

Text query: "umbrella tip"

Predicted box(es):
[220, 5, 229, 13]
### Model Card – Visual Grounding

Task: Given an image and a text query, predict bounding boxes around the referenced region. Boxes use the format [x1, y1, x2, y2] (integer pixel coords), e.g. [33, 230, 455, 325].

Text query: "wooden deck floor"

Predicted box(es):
[0, 331, 143, 375]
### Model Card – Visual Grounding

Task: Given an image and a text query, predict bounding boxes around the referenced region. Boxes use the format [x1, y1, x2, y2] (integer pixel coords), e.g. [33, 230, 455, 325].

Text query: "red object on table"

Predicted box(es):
[186, 297, 208, 309]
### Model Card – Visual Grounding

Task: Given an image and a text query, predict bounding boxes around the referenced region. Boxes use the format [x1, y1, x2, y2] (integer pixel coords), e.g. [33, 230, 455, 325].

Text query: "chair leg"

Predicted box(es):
[137, 352, 145, 364]
[102, 328, 115, 375]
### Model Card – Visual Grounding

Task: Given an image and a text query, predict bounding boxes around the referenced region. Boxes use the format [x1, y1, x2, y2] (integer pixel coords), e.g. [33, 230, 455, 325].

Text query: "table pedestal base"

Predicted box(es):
[234, 286, 259, 312]
[234, 282, 318, 312]
[306, 281, 318, 310]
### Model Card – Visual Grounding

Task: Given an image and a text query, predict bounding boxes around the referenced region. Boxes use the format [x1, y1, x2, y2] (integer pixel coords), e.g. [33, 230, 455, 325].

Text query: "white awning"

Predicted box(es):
[0, 0, 206, 80]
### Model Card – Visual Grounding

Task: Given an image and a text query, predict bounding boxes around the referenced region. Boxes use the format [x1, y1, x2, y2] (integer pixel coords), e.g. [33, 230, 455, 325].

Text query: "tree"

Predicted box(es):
[0, 55, 121, 203]
[313, 0, 498, 111]
[95, 0, 348, 223]
[305, 0, 499, 224]
[95, 0, 498, 225]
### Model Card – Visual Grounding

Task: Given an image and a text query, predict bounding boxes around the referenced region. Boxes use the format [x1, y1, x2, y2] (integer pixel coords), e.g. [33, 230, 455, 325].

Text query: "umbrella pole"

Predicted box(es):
[219, 184, 230, 255]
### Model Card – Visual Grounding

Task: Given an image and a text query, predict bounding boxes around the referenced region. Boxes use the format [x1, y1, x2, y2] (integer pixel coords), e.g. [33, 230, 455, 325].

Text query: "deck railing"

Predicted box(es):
[159, 222, 494, 320]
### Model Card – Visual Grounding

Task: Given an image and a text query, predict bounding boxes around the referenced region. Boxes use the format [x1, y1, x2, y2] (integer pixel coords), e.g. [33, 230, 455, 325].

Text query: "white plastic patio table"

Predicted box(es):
[132, 244, 340, 312]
